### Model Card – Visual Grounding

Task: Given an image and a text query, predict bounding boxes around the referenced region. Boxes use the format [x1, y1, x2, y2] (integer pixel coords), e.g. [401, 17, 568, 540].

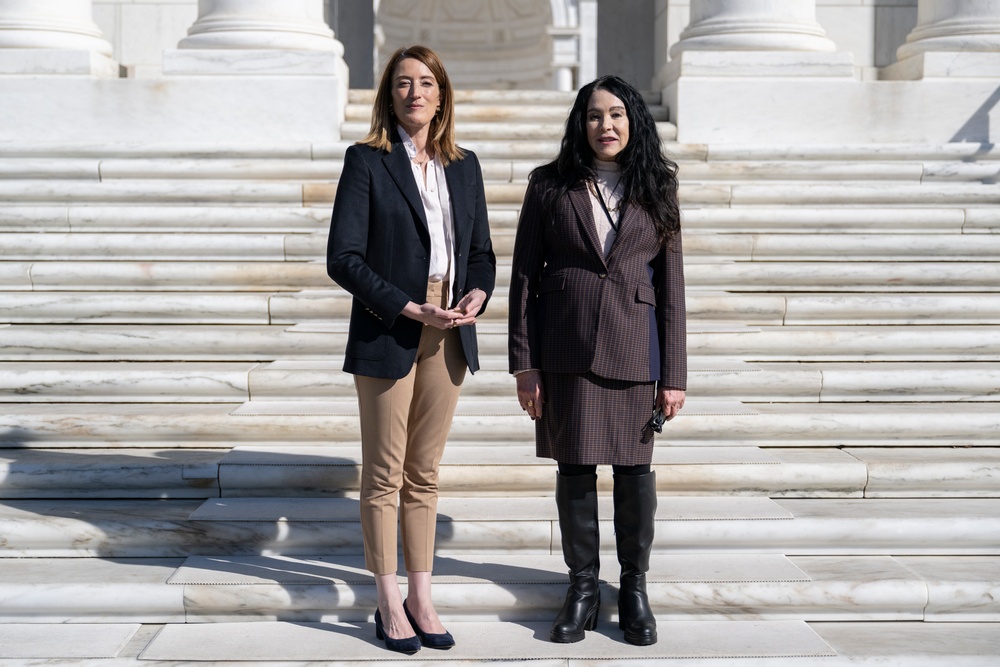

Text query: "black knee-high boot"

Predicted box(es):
[613, 470, 657, 646]
[550, 472, 601, 643]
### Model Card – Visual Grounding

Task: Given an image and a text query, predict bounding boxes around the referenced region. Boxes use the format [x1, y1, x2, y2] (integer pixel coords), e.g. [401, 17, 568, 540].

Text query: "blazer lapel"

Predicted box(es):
[567, 182, 608, 267]
[382, 139, 428, 231]
[604, 202, 640, 264]
[444, 158, 471, 250]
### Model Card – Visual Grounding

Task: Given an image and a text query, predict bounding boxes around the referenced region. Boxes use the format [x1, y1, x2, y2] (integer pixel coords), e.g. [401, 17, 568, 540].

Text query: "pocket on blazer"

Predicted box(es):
[539, 274, 566, 294]
[635, 283, 656, 306]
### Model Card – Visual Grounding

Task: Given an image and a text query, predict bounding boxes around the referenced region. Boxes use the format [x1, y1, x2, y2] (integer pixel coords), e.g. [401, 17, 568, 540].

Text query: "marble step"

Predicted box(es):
[1, 401, 998, 448]
[0, 620, 994, 667]
[688, 232, 1000, 261]
[344, 102, 670, 123]
[1, 554, 996, 624]
[6, 258, 1000, 293]
[348, 88, 585, 105]
[1, 138, 994, 161]
[5, 204, 994, 235]
[9, 290, 1000, 325]
[308, 180, 995, 208]
[682, 206, 999, 233]
[340, 120, 680, 142]
[11, 155, 989, 185]
[6, 444, 989, 500]
[9, 230, 1000, 263]
[0, 179, 720, 207]
[0, 232, 320, 261]
[678, 160, 1000, 182]
[0, 205, 330, 232]
[1, 496, 997, 557]
[3, 323, 1000, 361]
[6, 360, 1000, 404]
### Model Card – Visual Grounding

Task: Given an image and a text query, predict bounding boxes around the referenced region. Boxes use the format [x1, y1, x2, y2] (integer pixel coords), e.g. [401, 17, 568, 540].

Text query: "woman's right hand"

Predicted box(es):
[402, 301, 463, 330]
[515, 370, 544, 420]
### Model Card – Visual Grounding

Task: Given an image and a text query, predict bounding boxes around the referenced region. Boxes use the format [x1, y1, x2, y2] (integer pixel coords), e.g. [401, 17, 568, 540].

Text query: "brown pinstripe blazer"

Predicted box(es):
[508, 172, 686, 388]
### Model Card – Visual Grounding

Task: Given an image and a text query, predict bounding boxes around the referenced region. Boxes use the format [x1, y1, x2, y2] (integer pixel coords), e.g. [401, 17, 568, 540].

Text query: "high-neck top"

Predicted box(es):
[590, 160, 623, 258]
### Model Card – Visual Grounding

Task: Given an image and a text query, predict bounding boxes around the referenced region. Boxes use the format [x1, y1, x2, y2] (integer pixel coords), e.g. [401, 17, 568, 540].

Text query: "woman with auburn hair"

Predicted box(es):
[509, 75, 686, 646]
[327, 45, 495, 655]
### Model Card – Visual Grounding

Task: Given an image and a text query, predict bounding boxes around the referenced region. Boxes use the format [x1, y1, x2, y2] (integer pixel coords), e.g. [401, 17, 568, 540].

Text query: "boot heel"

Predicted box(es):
[584, 604, 600, 631]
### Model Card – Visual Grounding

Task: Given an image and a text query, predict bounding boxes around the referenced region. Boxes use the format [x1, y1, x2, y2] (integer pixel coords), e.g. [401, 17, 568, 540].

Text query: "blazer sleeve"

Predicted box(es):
[326, 145, 412, 326]
[508, 173, 547, 373]
[460, 151, 496, 313]
[654, 233, 687, 390]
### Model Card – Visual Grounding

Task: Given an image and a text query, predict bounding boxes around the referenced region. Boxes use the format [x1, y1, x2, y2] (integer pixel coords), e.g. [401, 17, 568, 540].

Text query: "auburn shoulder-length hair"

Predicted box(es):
[360, 45, 463, 165]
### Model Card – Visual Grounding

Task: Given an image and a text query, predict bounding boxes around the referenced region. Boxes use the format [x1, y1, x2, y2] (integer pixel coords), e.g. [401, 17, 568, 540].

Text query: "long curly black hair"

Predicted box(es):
[533, 75, 680, 243]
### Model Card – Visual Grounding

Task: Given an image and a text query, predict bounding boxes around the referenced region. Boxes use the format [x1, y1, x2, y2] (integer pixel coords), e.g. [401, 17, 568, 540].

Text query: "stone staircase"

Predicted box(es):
[0, 88, 998, 665]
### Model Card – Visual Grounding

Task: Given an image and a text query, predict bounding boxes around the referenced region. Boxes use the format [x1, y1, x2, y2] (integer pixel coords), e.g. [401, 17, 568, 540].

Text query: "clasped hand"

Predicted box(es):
[404, 289, 486, 330]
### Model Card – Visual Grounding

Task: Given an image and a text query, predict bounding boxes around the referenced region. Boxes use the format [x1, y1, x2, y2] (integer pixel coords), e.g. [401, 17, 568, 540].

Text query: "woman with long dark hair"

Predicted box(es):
[508, 75, 686, 646]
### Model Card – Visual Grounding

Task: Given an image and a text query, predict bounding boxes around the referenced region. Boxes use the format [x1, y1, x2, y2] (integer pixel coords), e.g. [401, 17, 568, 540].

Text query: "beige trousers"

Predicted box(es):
[354, 280, 467, 575]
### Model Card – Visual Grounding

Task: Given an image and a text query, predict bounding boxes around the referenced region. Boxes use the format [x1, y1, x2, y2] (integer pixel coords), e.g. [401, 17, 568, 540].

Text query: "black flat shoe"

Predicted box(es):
[374, 608, 421, 655]
[403, 600, 455, 649]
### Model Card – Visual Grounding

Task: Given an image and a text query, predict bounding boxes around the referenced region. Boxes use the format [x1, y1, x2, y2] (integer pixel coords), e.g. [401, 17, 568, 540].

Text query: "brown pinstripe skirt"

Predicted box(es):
[536, 371, 658, 466]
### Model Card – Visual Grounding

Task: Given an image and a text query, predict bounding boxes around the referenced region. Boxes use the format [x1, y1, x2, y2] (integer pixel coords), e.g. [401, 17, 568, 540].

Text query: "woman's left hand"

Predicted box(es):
[451, 288, 486, 327]
[656, 387, 686, 422]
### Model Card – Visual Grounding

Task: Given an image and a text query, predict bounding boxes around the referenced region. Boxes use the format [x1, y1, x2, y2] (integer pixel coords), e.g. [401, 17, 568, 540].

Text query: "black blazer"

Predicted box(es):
[327, 136, 496, 379]
[508, 172, 686, 388]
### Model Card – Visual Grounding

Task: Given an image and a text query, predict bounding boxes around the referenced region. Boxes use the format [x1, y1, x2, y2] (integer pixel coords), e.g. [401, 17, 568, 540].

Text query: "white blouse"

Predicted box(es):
[398, 125, 455, 294]
[590, 160, 624, 258]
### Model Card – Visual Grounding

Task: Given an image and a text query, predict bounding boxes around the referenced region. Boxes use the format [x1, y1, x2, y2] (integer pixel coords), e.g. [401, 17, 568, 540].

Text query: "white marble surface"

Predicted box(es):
[0, 558, 185, 623]
[0, 157, 100, 179]
[26, 261, 328, 290]
[728, 182, 1000, 206]
[0, 48, 117, 77]
[64, 205, 327, 231]
[666, 50, 855, 79]
[681, 205, 966, 232]
[895, 556, 1000, 621]
[97, 158, 338, 180]
[0, 179, 302, 204]
[2, 394, 1000, 448]
[0, 624, 140, 659]
[1, 78, 344, 143]
[0, 362, 256, 402]
[740, 233, 1000, 261]
[163, 49, 347, 76]
[847, 447, 1000, 498]
[667, 77, 1000, 144]
[790, 294, 1000, 325]
[139, 620, 835, 662]
[0, 448, 220, 498]
[679, 159, 925, 181]
[2, 232, 291, 260]
[0, 293, 272, 324]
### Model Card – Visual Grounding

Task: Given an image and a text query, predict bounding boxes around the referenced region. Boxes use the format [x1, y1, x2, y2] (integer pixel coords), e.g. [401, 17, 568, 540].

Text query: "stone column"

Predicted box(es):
[162, 0, 349, 141]
[897, 0, 1000, 59]
[0, 0, 116, 75]
[178, 0, 342, 52]
[0, 0, 112, 54]
[886, 0, 1000, 78]
[660, 0, 857, 145]
[670, 0, 836, 56]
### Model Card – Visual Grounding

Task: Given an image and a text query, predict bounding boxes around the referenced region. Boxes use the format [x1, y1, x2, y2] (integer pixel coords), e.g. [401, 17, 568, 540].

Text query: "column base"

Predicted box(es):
[659, 50, 856, 86]
[0, 76, 346, 143]
[881, 52, 1000, 81]
[163, 49, 347, 77]
[663, 50, 1000, 145]
[0, 49, 118, 77]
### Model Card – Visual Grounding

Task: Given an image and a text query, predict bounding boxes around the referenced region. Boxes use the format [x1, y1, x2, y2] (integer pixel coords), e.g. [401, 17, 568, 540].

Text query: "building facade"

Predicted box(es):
[1, 0, 998, 144]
